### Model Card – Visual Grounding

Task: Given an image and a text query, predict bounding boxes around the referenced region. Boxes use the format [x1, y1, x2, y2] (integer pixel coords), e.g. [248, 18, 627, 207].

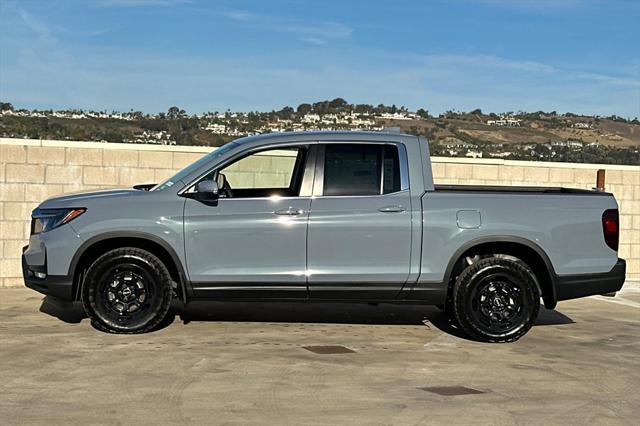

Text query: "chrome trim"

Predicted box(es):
[378, 205, 406, 213]
[275, 208, 306, 216]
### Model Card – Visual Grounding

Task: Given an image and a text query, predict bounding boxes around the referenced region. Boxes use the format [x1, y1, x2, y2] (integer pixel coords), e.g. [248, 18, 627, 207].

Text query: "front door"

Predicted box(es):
[184, 145, 314, 299]
[307, 143, 413, 299]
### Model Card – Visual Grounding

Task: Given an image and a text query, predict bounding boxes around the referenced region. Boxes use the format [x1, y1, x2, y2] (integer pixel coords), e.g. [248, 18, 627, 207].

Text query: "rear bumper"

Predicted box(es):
[555, 258, 626, 301]
[22, 246, 74, 300]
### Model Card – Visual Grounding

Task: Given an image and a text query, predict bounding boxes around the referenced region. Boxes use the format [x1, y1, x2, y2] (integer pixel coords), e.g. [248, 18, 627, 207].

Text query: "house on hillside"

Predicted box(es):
[378, 112, 412, 120]
[465, 150, 483, 158]
[487, 117, 521, 126]
[301, 114, 320, 123]
[551, 140, 583, 148]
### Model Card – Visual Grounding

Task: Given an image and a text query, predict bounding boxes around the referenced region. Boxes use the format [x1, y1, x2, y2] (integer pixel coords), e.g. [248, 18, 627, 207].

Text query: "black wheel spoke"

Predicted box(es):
[453, 257, 540, 342]
[471, 274, 526, 333]
[96, 264, 156, 323]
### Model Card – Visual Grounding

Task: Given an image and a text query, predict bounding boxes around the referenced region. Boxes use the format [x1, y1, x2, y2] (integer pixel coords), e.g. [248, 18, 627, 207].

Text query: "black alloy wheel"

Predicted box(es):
[82, 248, 173, 334]
[452, 256, 540, 343]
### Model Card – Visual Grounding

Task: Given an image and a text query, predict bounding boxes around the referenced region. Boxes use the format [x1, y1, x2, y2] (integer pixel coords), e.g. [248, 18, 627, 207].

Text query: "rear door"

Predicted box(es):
[307, 142, 412, 299]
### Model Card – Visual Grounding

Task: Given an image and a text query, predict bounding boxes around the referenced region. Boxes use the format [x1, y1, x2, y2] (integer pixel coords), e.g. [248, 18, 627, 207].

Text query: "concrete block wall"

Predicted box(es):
[1, 138, 638, 288]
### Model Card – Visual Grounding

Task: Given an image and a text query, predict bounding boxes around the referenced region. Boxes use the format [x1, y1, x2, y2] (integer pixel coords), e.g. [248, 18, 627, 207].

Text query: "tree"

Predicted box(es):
[0, 102, 14, 111]
[328, 97, 348, 110]
[277, 106, 294, 119]
[167, 106, 186, 119]
[416, 108, 429, 119]
[296, 103, 312, 115]
[354, 103, 373, 113]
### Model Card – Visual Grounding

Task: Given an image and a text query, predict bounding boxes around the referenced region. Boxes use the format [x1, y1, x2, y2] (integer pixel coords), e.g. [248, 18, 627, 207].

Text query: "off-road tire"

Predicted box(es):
[452, 256, 540, 343]
[81, 247, 173, 334]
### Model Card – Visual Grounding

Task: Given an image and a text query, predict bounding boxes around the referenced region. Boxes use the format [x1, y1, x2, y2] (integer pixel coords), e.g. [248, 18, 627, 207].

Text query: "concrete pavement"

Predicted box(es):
[1, 287, 639, 425]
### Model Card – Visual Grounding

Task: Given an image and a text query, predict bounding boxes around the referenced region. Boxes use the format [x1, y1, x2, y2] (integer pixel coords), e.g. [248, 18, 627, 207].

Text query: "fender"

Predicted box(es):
[68, 231, 190, 303]
[440, 235, 559, 309]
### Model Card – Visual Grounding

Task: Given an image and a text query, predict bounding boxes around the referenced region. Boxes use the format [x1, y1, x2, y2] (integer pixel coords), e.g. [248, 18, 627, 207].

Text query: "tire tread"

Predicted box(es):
[81, 247, 173, 334]
[452, 256, 540, 343]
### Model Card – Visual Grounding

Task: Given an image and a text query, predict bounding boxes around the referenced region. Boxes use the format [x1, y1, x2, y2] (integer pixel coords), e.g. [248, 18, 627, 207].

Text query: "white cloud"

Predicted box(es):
[18, 9, 55, 45]
[466, 0, 594, 10]
[218, 9, 354, 45]
[419, 54, 558, 73]
[95, 0, 191, 7]
[219, 10, 255, 22]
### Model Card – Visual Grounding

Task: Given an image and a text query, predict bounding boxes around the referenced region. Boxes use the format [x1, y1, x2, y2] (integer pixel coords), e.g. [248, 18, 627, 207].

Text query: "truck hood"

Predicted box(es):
[40, 188, 144, 209]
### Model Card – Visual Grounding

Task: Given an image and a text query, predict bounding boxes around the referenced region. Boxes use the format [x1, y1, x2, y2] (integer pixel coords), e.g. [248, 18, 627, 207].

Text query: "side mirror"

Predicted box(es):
[216, 172, 227, 189]
[195, 180, 219, 200]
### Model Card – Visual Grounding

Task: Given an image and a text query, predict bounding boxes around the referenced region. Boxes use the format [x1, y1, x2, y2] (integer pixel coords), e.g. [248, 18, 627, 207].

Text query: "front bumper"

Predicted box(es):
[555, 258, 626, 301]
[22, 246, 73, 300]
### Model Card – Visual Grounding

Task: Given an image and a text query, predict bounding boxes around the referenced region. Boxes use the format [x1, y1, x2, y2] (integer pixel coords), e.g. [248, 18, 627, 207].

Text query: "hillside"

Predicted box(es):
[1, 100, 638, 165]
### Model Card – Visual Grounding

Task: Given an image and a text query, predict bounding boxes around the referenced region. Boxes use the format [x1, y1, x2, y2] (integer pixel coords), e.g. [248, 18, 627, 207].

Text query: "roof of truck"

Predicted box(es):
[231, 130, 418, 149]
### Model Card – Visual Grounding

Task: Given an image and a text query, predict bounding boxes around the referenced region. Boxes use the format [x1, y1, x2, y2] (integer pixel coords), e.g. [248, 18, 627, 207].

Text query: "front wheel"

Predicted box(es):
[81, 248, 173, 334]
[452, 256, 540, 343]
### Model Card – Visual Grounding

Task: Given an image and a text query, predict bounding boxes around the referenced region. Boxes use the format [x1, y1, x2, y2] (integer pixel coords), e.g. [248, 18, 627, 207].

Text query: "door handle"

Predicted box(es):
[378, 205, 406, 213]
[275, 207, 305, 216]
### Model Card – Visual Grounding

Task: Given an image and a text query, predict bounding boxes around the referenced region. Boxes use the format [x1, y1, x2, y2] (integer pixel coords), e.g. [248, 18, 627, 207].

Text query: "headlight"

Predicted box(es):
[31, 208, 86, 234]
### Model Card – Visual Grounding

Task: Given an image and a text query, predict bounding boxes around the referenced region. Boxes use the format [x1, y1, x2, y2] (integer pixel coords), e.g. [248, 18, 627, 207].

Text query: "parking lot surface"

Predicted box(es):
[1, 287, 639, 425]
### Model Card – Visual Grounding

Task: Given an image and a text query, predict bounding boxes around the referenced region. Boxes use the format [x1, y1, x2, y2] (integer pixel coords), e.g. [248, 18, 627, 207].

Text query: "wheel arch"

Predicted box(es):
[69, 232, 188, 303]
[443, 236, 558, 309]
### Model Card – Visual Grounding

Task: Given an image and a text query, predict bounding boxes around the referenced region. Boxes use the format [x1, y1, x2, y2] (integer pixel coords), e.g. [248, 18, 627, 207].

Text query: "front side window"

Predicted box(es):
[213, 146, 308, 198]
[323, 144, 402, 196]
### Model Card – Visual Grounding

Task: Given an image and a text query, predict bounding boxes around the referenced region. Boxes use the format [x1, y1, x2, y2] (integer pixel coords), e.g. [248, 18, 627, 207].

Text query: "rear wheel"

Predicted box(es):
[452, 256, 540, 343]
[81, 247, 173, 334]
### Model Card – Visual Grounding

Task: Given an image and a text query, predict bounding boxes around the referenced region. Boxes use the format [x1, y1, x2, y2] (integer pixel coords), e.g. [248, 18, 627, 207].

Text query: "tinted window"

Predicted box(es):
[383, 146, 401, 194]
[323, 144, 401, 196]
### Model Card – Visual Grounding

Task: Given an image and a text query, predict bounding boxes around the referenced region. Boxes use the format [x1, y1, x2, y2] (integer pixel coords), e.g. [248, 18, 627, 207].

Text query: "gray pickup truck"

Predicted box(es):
[22, 131, 626, 342]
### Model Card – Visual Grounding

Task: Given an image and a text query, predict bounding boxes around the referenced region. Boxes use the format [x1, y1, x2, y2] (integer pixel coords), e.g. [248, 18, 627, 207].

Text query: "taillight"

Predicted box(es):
[602, 209, 619, 251]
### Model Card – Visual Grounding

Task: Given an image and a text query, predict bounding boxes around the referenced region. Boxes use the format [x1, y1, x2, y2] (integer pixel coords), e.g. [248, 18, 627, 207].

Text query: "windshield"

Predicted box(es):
[151, 142, 239, 191]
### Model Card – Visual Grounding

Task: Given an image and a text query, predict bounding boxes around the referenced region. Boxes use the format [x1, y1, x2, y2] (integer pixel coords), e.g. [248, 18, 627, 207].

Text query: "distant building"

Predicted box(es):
[551, 140, 583, 148]
[301, 114, 320, 123]
[487, 117, 521, 126]
[205, 123, 227, 134]
[378, 112, 412, 120]
[465, 150, 483, 158]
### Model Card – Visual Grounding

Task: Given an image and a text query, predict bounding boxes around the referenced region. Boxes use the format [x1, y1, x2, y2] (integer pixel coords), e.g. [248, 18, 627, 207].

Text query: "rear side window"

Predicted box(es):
[323, 144, 402, 196]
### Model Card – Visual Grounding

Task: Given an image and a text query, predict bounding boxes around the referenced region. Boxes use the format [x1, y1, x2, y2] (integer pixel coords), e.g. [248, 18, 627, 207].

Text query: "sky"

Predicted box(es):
[0, 0, 639, 117]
